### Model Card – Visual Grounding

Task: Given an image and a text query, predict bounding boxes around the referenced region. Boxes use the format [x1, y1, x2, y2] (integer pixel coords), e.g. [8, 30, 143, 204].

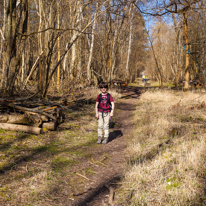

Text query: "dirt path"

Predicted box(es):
[70, 87, 141, 206]
[0, 87, 141, 206]
[2, 87, 205, 206]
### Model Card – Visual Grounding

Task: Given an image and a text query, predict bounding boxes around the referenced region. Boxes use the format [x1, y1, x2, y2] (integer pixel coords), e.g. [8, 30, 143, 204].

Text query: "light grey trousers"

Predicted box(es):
[98, 112, 110, 138]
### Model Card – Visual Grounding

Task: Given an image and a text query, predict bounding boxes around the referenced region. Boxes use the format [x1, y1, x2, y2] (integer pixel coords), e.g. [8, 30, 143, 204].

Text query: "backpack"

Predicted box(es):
[98, 93, 112, 111]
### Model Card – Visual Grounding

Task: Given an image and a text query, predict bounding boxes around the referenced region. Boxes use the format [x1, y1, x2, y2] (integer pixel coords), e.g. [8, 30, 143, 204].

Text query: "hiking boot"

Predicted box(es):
[102, 137, 108, 144]
[97, 137, 102, 144]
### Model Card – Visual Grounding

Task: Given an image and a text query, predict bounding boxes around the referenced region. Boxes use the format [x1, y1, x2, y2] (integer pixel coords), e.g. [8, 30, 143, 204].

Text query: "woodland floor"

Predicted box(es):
[71, 87, 141, 206]
[0, 86, 141, 206]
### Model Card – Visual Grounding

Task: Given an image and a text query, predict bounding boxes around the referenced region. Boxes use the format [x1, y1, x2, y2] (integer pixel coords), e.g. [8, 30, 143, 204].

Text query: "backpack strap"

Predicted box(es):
[107, 93, 110, 106]
[98, 94, 102, 108]
[107, 93, 112, 110]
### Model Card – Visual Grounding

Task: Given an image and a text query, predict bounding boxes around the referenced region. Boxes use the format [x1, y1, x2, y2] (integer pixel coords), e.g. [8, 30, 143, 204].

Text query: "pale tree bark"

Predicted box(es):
[38, 0, 43, 54]
[77, 0, 84, 79]
[21, 52, 25, 82]
[110, 17, 124, 80]
[172, 14, 182, 87]
[96, 4, 111, 80]
[45, 2, 54, 91]
[35, 0, 55, 95]
[87, 2, 98, 83]
[110, 29, 118, 81]
[70, 33, 76, 80]
[99, 34, 107, 79]
[0, 0, 6, 78]
[36, 0, 43, 92]
[69, 1, 79, 80]
[63, 52, 68, 81]
[125, 4, 134, 82]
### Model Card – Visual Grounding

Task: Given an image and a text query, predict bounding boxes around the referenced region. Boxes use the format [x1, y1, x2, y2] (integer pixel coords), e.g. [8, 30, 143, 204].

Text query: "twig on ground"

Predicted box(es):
[100, 156, 107, 162]
[25, 163, 28, 173]
[104, 184, 115, 206]
[72, 187, 92, 196]
[89, 161, 99, 167]
[75, 172, 94, 182]
[96, 161, 107, 167]
[42, 106, 57, 112]
[91, 158, 107, 166]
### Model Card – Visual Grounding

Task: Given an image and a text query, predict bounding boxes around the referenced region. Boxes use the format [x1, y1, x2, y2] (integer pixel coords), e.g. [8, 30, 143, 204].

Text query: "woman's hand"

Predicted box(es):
[96, 114, 99, 119]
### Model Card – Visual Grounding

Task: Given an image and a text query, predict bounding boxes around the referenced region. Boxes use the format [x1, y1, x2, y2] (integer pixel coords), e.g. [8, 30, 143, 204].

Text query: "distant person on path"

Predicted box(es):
[142, 74, 147, 84]
[95, 82, 115, 144]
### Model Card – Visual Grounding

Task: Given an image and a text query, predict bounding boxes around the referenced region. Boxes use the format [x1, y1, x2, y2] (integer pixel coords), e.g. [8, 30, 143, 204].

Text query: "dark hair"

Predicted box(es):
[99, 82, 108, 88]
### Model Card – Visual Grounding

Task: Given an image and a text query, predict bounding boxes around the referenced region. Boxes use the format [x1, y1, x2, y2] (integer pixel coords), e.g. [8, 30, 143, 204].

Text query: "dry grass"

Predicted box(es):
[118, 90, 206, 205]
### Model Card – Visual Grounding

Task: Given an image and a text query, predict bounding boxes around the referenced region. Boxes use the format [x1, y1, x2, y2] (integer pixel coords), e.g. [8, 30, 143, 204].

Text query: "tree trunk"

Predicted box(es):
[2, 0, 16, 88]
[147, 30, 163, 87]
[125, 4, 133, 82]
[57, 0, 60, 91]
[70, 2, 78, 81]
[87, 3, 98, 83]
[174, 25, 181, 87]
[111, 18, 124, 80]
[37, 0, 43, 94]
[38, 56, 44, 92]
[183, 12, 190, 90]
[0, 0, 6, 79]
[77, 1, 83, 79]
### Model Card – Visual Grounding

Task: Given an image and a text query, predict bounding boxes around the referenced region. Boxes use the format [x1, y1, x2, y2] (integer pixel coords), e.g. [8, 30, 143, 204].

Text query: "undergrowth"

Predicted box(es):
[116, 90, 206, 205]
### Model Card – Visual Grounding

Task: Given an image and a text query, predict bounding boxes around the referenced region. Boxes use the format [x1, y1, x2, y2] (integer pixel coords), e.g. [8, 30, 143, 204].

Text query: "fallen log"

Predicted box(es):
[25, 112, 49, 122]
[28, 114, 42, 126]
[7, 114, 31, 125]
[0, 114, 42, 127]
[42, 122, 57, 131]
[40, 115, 49, 122]
[0, 115, 8, 122]
[0, 123, 42, 134]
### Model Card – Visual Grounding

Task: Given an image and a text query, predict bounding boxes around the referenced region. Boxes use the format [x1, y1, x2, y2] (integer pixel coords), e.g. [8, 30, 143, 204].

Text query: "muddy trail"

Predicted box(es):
[0, 87, 141, 206]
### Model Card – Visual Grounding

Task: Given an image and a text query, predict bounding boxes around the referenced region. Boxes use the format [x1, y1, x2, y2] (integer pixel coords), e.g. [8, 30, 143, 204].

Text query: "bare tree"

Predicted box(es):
[133, 0, 202, 89]
[125, 4, 134, 82]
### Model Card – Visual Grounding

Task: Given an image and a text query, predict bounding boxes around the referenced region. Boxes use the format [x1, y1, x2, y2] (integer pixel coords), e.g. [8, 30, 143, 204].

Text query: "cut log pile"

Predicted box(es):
[0, 89, 96, 135]
[0, 96, 65, 135]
